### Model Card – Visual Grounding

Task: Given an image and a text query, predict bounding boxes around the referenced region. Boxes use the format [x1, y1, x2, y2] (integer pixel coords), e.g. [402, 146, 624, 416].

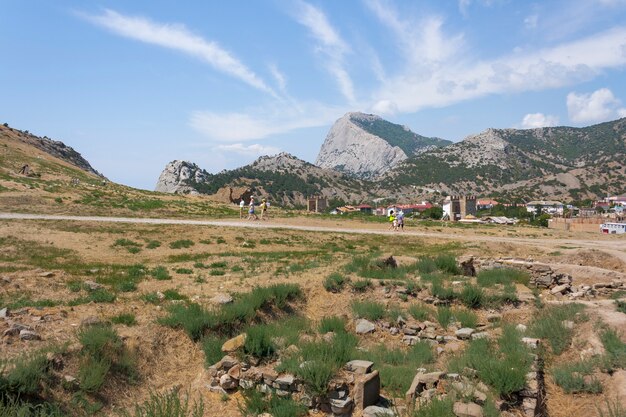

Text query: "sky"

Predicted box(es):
[2, 0, 626, 190]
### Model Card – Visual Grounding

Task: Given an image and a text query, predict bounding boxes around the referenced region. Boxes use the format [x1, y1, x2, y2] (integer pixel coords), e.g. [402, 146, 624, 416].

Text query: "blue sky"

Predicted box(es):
[2, 0, 626, 190]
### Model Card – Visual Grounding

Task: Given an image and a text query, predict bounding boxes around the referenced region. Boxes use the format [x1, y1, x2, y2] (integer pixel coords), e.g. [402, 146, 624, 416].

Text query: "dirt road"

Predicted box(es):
[2, 211, 626, 258]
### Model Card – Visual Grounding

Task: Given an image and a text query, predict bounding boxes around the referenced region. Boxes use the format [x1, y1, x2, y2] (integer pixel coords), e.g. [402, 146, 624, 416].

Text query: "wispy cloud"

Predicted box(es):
[520, 113, 559, 128]
[268, 63, 287, 94]
[292, 1, 356, 103]
[78, 9, 276, 96]
[190, 101, 347, 141]
[214, 143, 280, 157]
[567, 88, 626, 123]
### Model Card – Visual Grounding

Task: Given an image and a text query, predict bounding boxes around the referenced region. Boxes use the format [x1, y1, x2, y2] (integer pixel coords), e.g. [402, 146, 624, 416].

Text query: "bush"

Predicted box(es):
[323, 273, 346, 292]
[0, 350, 51, 396]
[616, 300, 626, 314]
[351, 279, 372, 292]
[553, 361, 602, 394]
[202, 335, 227, 367]
[477, 267, 530, 287]
[319, 316, 346, 334]
[244, 325, 276, 358]
[460, 285, 485, 308]
[454, 309, 478, 328]
[175, 268, 193, 274]
[434, 254, 459, 275]
[599, 328, 626, 371]
[351, 301, 385, 320]
[78, 357, 110, 393]
[237, 390, 306, 417]
[436, 307, 453, 328]
[159, 303, 215, 341]
[416, 257, 437, 274]
[146, 240, 161, 249]
[121, 390, 204, 417]
[0, 399, 64, 417]
[210, 269, 225, 276]
[409, 304, 432, 321]
[169, 240, 195, 249]
[431, 282, 455, 301]
[529, 304, 586, 355]
[111, 313, 137, 326]
[151, 266, 171, 280]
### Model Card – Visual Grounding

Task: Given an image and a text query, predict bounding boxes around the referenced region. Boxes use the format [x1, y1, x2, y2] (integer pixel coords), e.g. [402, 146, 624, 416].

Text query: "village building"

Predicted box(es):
[600, 222, 626, 234]
[307, 196, 327, 213]
[442, 195, 477, 221]
[476, 199, 499, 210]
[356, 204, 373, 214]
[526, 200, 564, 215]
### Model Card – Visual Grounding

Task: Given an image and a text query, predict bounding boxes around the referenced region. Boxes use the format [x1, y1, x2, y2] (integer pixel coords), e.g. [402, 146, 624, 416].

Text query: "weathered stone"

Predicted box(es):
[0, 308, 8, 318]
[215, 355, 238, 371]
[402, 327, 418, 336]
[405, 372, 444, 401]
[455, 328, 475, 340]
[274, 374, 295, 390]
[210, 293, 233, 304]
[562, 320, 574, 329]
[363, 405, 396, 417]
[330, 397, 353, 414]
[221, 334, 246, 352]
[80, 316, 102, 327]
[522, 397, 537, 417]
[550, 284, 570, 295]
[356, 319, 376, 334]
[19, 330, 41, 341]
[39, 271, 55, 277]
[390, 327, 399, 335]
[354, 370, 380, 410]
[345, 360, 374, 374]
[474, 390, 487, 405]
[471, 332, 488, 340]
[516, 324, 527, 332]
[262, 368, 278, 385]
[219, 374, 238, 390]
[402, 335, 420, 345]
[83, 280, 102, 291]
[227, 364, 241, 379]
[522, 337, 540, 349]
[453, 401, 483, 417]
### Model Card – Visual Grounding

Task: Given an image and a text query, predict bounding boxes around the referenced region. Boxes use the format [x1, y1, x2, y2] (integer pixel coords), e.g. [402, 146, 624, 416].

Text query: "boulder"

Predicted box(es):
[363, 406, 396, 417]
[345, 360, 374, 374]
[453, 401, 483, 417]
[405, 371, 444, 401]
[550, 284, 570, 295]
[222, 334, 246, 352]
[219, 374, 238, 390]
[19, 330, 41, 341]
[215, 355, 239, 371]
[210, 293, 233, 304]
[330, 397, 353, 415]
[356, 319, 376, 334]
[455, 328, 475, 340]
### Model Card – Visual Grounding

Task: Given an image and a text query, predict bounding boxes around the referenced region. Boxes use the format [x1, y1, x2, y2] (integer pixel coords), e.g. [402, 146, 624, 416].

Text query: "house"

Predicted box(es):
[336, 205, 359, 214]
[477, 199, 499, 210]
[600, 222, 626, 234]
[483, 216, 517, 225]
[442, 195, 477, 221]
[375, 206, 387, 216]
[397, 202, 433, 215]
[608, 195, 626, 206]
[593, 201, 610, 211]
[356, 204, 373, 214]
[526, 201, 564, 215]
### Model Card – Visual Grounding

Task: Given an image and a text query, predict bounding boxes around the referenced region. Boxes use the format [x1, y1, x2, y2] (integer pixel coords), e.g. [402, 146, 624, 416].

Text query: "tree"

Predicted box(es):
[2, 123, 8, 128]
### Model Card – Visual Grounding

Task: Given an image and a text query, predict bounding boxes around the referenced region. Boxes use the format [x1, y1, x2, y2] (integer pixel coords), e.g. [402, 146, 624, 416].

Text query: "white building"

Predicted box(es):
[526, 201, 564, 215]
[600, 223, 626, 234]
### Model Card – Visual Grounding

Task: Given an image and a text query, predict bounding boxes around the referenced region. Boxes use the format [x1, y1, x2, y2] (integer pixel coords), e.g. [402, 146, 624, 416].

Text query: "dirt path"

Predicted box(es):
[2, 211, 626, 254]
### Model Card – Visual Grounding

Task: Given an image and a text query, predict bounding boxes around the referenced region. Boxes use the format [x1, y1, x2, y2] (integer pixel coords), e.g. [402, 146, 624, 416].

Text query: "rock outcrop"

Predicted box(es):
[154, 160, 209, 194]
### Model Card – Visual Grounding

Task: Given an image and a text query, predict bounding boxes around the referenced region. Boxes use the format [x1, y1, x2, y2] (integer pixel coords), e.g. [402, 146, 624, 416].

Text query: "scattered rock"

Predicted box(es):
[19, 330, 41, 341]
[330, 397, 353, 415]
[345, 360, 374, 375]
[215, 355, 239, 371]
[356, 319, 376, 334]
[453, 401, 483, 417]
[83, 280, 102, 291]
[455, 328, 475, 340]
[522, 337, 540, 349]
[406, 371, 445, 401]
[363, 405, 395, 417]
[219, 374, 238, 390]
[39, 271, 55, 277]
[0, 308, 7, 318]
[222, 334, 246, 352]
[550, 284, 570, 295]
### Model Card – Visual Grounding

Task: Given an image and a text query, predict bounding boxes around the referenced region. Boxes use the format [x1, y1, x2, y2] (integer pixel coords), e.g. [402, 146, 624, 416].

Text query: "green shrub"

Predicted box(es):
[0, 351, 51, 396]
[113, 239, 142, 248]
[146, 240, 161, 249]
[416, 257, 437, 274]
[409, 304, 432, 321]
[159, 303, 215, 341]
[116, 280, 138, 292]
[436, 307, 453, 328]
[163, 289, 187, 301]
[352, 301, 385, 320]
[323, 273, 346, 292]
[409, 397, 454, 416]
[319, 316, 346, 334]
[351, 279, 372, 292]
[454, 309, 478, 328]
[210, 261, 227, 268]
[175, 268, 193, 274]
[244, 325, 276, 358]
[202, 335, 227, 367]
[121, 390, 204, 417]
[142, 293, 161, 304]
[553, 361, 602, 394]
[111, 313, 137, 326]
[237, 390, 306, 417]
[151, 266, 171, 280]
[127, 247, 141, 254]
[434, 254, 459, 275]
[460, 285, 485, 308]
[78, 357, 110, 393]
[169, 240, 195, 249]
[210, 269, 225, 276]
[477, 267, 529, 287]
[528, 304, 586, 355]
[616, 300, 626, 314]
[0, 398, 64, 417]
[599, 328, 626, 371]
[431, 282, 456, 301]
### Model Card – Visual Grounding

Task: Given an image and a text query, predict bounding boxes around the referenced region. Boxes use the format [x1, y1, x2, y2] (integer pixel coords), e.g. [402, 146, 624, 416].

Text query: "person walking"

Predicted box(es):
[397, 210, 405, 231]
[247, 197, 258, 220]
[239, 198, 245, 219]
[260, 198, 268, 220]
[388, 210, 397, 231]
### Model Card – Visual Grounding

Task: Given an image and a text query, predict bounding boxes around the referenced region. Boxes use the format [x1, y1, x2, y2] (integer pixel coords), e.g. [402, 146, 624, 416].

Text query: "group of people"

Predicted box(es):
[388, 209, 405, 231]
[240, 197, 269, 221]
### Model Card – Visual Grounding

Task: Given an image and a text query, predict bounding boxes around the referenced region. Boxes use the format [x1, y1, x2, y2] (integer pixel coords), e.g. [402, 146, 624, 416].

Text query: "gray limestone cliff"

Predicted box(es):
[315, 113, 407, 179]
[155, 160, 209, 194]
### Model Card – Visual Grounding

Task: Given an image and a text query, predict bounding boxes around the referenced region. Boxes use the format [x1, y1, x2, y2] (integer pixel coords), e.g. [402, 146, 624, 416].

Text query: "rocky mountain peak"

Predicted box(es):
[155, 160, 208, 194]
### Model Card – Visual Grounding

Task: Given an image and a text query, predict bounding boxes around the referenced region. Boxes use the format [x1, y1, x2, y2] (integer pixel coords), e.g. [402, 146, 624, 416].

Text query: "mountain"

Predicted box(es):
[383, 118, 626, 201]
[315, 112, 451, 179]
[155, 152, 376, 207]
[0, 124, 102, 177]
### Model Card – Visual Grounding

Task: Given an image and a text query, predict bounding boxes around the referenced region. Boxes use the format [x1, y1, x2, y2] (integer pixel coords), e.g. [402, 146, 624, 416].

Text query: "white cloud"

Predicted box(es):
[520, 113, 560, 128]
[458, 0, 472, 17]
[214, 143, 280, 157]
[293, 1, 356, 103]
[268, 64, 287, 94]
[524, 14, 538, 29]
[567, 88, 626, 123]
[79, 9, 275, 96]
[370, 100, 398, 115]
[190, 101, 348, 141]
